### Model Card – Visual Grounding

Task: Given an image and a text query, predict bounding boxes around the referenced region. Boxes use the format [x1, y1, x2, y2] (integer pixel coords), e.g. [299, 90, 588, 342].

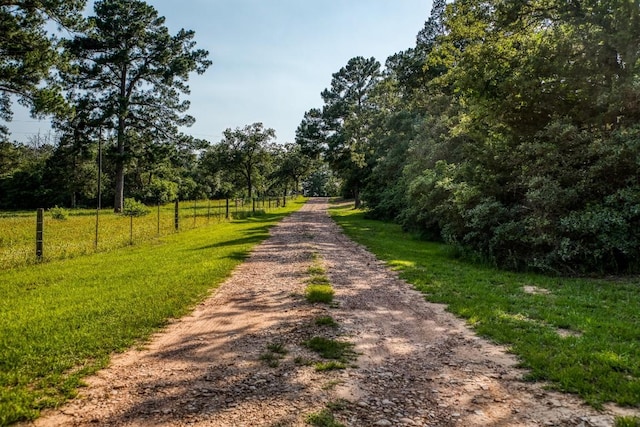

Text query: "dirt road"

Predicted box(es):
[29, 198, 636, 426]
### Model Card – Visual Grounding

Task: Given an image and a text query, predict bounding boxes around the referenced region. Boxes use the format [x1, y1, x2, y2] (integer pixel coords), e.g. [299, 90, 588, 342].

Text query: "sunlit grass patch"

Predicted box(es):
[305, 284, 334, 304]
[305, 409, 345, 427]
[304, 252, 335, 304]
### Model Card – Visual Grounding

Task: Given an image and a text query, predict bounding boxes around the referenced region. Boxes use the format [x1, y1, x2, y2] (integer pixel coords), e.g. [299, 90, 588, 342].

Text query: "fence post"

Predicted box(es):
[95, 207, 99, 250]
[36, 208, 44, 261]
[174, 200, 179, 231]
[157, 204, 160, 236]
[193, 199, 197, 228]
[225, 198, 229, 219]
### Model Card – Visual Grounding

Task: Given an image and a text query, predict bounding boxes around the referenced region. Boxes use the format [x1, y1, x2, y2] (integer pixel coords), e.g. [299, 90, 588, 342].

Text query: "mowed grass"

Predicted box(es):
[0, 198, 306, 426]
[0, 198, 269, 270]
[329, 202, 640, 409]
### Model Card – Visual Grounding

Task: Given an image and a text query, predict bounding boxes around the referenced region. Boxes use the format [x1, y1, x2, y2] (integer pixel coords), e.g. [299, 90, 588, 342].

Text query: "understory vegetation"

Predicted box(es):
[330, 202, 640, 410]
[0, 199, 305, 425]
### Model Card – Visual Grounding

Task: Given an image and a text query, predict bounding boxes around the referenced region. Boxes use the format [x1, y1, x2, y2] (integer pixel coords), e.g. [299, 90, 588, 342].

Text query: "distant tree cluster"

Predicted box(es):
[197, 122, 316, 201]
[298, 0, 640, 274]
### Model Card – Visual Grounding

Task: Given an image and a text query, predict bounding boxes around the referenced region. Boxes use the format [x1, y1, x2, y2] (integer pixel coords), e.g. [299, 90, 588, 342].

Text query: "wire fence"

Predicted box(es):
[0, 197, 289, 270]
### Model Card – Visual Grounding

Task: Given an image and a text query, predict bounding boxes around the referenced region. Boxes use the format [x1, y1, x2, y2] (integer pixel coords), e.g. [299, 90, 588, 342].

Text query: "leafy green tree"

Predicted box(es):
[274, 143, 313, 194]
[295, 108, 327, 160]
[0, 134, 55, 208]
[41, 135, 98, 208]
[314, 56, 382, 207]
[205, 123, 276, 199]
[0, 0, 85, 135]
[65, 0, 211, 212]
[302, 164, 341, 197]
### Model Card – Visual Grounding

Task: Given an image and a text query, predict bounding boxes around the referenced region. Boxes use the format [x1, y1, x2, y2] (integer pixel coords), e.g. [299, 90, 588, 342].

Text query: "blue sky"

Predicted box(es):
[7, 0, 432, 145]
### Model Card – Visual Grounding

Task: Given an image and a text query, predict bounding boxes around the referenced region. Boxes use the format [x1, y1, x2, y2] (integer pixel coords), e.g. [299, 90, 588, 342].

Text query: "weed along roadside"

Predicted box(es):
[0, 198, 306, 426]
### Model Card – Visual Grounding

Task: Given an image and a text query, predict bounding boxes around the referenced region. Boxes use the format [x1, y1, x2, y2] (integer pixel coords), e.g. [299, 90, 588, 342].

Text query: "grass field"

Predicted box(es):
[0, 197, 305, 426]
[329, 201, 640, 410]
[0, 198, 279, 270]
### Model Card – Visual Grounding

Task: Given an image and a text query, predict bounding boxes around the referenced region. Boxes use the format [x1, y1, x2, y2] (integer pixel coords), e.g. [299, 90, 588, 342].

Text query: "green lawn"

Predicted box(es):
[329, 202, 640, 409]
[0, 198, 305, 426]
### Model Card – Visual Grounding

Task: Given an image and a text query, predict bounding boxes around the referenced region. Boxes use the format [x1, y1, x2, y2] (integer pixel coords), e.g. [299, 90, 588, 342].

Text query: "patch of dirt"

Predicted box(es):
[523, 285, 551, 295]
[26, 198, 639, 426]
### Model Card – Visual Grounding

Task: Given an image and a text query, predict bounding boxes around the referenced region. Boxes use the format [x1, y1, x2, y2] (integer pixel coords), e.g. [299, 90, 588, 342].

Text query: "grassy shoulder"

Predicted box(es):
[329, 201, 640, 409]
[0, 198, 306, 426]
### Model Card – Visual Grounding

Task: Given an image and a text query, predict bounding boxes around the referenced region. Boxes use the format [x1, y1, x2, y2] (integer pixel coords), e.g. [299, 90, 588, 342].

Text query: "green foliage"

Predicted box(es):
[201, 123, 277, 199]
[303, 337, 355, 362]
[121, 198, 150, 217]
[302, 164, 341, 197]
[65, 0, 211, 212]
[305, 409, 345, 427]
[48, 206, 69, 221]
[144, 178, 178, 205]
[297, 56, 382, 207]
[305, 285, 334, 304]
[0, 200, 305, 424]
[330, 204, 640, 408]
[295, 0, 640, 274]
[0, 0, 85, 124]
[616, 416, 640, 427]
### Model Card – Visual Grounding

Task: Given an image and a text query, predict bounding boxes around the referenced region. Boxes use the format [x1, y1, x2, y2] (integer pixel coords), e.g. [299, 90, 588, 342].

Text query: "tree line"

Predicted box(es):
[295, 0, 640, 275]
[1, 1, 338, 214]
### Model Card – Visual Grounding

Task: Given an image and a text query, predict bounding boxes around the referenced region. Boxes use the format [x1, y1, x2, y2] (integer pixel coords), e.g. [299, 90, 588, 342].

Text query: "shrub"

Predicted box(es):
[121, 198, 150, 217]
[49, 206, 69, 220]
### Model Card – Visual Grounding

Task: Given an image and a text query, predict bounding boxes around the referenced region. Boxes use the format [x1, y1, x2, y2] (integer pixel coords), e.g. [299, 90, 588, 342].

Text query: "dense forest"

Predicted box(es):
[2, 0, 640, 274]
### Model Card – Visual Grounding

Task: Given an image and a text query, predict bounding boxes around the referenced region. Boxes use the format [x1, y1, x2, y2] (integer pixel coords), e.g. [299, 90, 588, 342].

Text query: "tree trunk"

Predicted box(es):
[114, 65, 128, 213]
[114, 163, 125, 212]
[354, 184, 361, 209]
[114, 122, 126, 212]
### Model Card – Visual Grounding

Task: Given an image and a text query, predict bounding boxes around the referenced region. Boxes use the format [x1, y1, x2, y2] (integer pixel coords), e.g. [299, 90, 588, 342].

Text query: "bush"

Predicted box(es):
[49, 206, 69, 220]
[121, 198, 150, 217]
